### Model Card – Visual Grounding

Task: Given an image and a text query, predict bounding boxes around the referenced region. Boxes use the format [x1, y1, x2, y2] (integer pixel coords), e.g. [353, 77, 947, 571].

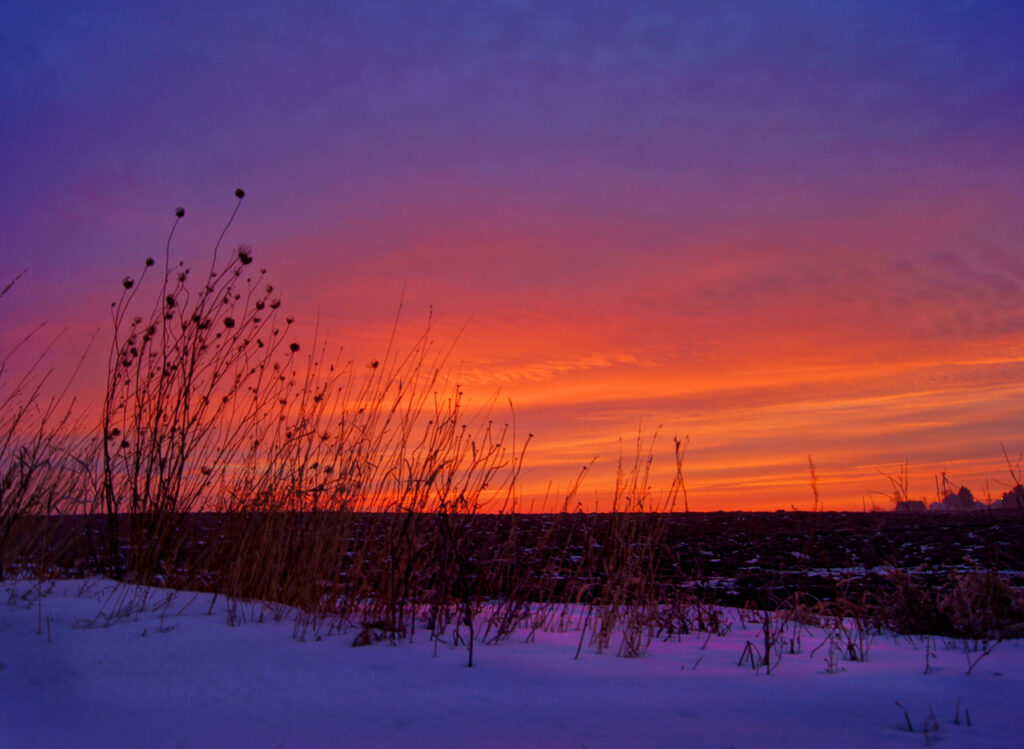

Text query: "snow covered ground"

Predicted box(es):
[2, 579, 1022, 748]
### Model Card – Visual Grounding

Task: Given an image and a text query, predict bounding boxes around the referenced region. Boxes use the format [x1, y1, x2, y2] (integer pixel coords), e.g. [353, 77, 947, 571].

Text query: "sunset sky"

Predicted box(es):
[3, 1, 1024, 510]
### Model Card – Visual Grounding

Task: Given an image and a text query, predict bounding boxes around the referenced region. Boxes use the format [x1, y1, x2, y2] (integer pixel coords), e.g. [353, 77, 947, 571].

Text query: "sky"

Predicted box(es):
[2, 1, 1024, 511]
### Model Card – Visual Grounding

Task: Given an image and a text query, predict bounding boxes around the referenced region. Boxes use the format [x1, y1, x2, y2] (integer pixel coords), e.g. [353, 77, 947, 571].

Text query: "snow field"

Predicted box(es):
[1, 579, 1022, 748]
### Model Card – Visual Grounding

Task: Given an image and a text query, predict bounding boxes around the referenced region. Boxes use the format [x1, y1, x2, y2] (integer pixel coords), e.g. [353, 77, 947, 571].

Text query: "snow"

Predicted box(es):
[2, 579, 1023, 748]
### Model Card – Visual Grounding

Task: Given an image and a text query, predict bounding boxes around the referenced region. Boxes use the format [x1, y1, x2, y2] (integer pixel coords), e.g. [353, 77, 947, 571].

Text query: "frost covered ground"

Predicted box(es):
[2, 580, 1022, 748]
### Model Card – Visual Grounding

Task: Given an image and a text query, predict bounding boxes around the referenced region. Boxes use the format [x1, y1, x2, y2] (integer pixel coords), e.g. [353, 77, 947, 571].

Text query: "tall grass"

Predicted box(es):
[0, 275, 90, 579]
[86, 194, 537, 650]
[99, 193, 304, 582]
[2, 192, 1023, 664]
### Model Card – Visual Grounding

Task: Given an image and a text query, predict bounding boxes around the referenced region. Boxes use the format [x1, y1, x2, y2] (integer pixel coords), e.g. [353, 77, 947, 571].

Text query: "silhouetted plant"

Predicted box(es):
[100, 190, 296, 581]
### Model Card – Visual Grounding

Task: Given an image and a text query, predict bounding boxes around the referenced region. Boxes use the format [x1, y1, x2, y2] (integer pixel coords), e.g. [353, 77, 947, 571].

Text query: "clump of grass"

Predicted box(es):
[0, 274, 90, 581]
[737, 607, 787, 674]
[88, 196, 530, 653]
[569, 429, 685, 658]
[873, 568, 1024, 640]
[940, 569, 1024, 638]
[99, 191, 300, 583]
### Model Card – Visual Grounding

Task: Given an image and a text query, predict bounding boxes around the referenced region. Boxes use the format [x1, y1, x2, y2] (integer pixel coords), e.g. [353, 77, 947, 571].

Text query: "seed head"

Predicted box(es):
[235, 188, 245, 199]
[122, 276, 134, 290]
[237, 245, 253, 265]
[175, 207, 185, 218]
[224, 317, 236, 328]
[290, 342, 300, 353]
[145, 257, 155, 267]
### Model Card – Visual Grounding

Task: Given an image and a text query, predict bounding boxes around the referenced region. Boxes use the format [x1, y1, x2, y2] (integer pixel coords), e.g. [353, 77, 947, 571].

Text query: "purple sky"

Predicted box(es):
[3, 1, 1024, 509]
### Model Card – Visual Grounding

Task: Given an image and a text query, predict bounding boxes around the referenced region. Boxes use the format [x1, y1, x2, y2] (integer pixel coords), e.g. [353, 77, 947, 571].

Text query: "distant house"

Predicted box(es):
[895, 500, 927, 513]
[929, 486, 977, 512]
[893, 484, 989, 513]
[993, 485, 1024, 510]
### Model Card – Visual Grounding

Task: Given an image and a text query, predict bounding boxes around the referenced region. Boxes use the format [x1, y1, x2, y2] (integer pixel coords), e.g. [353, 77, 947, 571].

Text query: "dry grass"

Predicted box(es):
[3, 192, 1024, 666]
[0, 274, 91, 580]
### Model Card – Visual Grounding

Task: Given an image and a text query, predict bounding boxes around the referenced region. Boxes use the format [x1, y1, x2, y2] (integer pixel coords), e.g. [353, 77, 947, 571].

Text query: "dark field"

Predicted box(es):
[449, 509, 1024, 607]
[32, 508, 1024, 606]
